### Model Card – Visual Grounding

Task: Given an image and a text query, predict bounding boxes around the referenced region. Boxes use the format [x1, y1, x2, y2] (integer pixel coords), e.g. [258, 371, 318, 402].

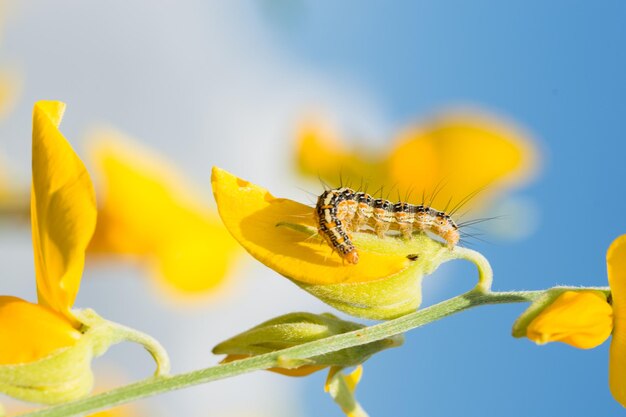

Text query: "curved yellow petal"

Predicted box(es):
[0, 296, 80, 365]
[296, 119, 384, 181]
[388, 113, 537, 209]
[212, 166, 483, 319]
[608, 234, 626, 407]
[526, 291, 612, 349]
[212, 166, 411, 285]
[88, 134, 239, 294]
[31, 101, 97, 323]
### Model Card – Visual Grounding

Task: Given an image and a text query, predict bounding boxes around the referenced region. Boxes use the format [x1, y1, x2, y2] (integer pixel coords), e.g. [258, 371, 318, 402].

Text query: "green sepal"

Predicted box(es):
[511, 286, 610, 338]
[282, 227, 492, 320]
[213, 312, 403, 369]
[0, 309, 169, 405]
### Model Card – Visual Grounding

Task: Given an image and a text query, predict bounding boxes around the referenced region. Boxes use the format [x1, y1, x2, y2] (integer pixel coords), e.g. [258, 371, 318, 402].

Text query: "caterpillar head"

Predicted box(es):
[343, 249, 359, 264]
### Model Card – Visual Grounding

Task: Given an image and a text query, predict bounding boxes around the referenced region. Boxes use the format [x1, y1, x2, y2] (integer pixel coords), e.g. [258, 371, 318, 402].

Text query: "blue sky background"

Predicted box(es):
[1, 1, 626, 416]
[265, 1, 626, 416]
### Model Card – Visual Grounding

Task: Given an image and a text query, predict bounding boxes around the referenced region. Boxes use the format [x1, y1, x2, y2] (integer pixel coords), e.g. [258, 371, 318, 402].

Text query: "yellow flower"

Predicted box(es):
[525, 291, 612, 349]
[0, 101, 168, 404]
[296, 111, 538, 214]
[211, 166, 492, 320]
[0, 68, 20, 120]
[512, 234, 626, 407]
[21, 99, 96, 336]
[0, 100, 95, 402]
[0, 152, 29, 220]
[87, 131, 240, 297]
[609, 235, 626, 406]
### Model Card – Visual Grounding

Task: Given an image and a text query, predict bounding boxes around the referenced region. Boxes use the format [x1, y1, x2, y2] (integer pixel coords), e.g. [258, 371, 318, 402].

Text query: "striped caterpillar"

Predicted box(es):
[315, 187, 460, 264]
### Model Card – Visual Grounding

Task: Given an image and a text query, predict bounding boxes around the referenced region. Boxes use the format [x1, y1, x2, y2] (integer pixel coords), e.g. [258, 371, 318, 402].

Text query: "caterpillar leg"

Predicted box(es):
[398, 223, 413, 240]
[336, 216, 354, 240]
[374, 219, 390, 239]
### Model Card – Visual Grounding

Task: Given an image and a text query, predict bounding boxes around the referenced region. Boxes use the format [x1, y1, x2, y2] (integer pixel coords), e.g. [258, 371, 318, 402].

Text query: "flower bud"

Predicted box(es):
[213, 312, 403, 374]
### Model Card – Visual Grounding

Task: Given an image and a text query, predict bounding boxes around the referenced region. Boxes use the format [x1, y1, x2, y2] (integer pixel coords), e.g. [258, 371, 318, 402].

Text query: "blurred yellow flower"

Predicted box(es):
[296, 111, 538, 215]
[85, 369, 143, 417]
[211, 166, 491, 319]
[87, 132, 240, 297]
[513, 234, 626, 407]
[0, 0, 22, 122]
[0, 152, 27, 220]
[0, 68, 20, 120]
[0, 5, 27, 217]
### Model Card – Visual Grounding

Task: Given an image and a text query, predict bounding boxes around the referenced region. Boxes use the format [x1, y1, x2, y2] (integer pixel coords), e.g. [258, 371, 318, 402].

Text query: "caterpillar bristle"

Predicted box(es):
[448, 186, 487, 216]
[314, 186, 463, 264]
[427, 178, 448, 207]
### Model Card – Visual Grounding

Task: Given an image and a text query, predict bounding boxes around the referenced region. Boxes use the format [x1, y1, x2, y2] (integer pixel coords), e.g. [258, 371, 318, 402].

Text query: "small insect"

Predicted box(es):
[314, 187, 460, 264]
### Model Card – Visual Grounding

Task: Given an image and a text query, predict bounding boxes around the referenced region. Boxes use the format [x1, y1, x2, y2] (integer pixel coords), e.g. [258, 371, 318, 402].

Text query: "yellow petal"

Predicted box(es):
[221, 354, 326, 377]
[526, 291, 612, 349]
[608, 234, 626, 407]
[88, 133, 239, 295]
[388, 113, 537, 209]
[0, 69, 21, 120]
[211, 166, 411, 285]
[295, 112, 537, 212]
[296, 119, 384, 181]
[212, 166, 490, 319]
[216, 166, 497, 319]
[324, 366, 342, 392]
[342, 365, 363, 393]
[31, 101, 97, 323]
[0, 296, 81, 365]
[324, 366, 367, 417]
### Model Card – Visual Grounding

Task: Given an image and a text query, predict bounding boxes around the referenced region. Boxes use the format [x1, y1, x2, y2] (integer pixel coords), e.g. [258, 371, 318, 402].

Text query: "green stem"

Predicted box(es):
[17, 289, 546, 417]
[451, 246, 493, 292]
[74, 309, 171, 376]
[104, 321, 171, 377]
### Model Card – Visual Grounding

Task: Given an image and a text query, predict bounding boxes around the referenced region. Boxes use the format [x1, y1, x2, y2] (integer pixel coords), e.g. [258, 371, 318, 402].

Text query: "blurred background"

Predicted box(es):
[1, 1, 626, 416]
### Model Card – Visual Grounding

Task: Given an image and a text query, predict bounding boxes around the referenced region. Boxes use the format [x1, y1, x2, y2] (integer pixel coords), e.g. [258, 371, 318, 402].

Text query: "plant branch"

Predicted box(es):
[18, 289, 551, 417]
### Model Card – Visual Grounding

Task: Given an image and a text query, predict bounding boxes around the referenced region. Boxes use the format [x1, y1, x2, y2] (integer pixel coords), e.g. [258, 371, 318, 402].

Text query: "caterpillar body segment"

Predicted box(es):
[314, 187, 460, 264]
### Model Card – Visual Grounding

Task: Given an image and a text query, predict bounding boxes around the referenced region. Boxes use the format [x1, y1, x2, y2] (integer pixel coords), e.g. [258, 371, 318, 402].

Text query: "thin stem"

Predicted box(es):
[74, 309, 171, 376]
[451, 246, 493, 292]
[105, 322, 171, 376]
[18, 289, 545, 417]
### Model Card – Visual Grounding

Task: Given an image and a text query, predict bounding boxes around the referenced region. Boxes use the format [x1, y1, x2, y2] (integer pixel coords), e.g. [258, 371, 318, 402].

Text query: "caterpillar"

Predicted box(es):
[315, 187, 460, 264]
